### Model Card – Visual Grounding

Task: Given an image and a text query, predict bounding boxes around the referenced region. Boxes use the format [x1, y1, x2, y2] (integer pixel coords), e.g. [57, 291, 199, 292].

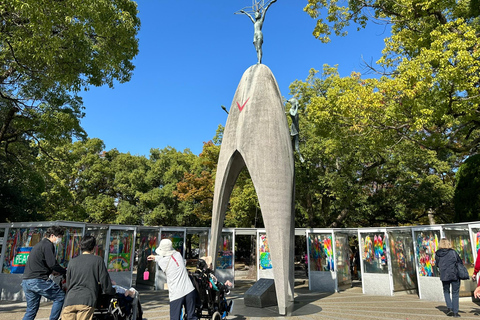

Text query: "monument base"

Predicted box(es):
[244, 278, 277, 308]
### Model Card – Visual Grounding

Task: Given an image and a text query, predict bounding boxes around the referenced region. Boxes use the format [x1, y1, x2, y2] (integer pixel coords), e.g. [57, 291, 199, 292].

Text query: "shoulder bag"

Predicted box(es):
[456, 254, 470, 280]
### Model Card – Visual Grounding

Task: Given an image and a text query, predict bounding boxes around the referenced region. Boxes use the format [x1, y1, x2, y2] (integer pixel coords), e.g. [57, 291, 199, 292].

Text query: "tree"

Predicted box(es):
[141, 147, 198, 226]
[289, 66, 455, 227]
[303, 0, 480, 155]
[298, 0, 478, 225]
[1, 0, 140, 155]
[39, 138, 117, 222]
[0, 0, 140, 221]
[454, 154, 480, 221]
[175, 140, 219, 224]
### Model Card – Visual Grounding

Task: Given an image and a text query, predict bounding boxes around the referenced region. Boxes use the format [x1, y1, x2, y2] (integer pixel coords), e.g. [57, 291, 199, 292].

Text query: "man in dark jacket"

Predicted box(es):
[22, 226, 66, 320]
[436, 238, 461, 318]
[61, 235, 115, 320]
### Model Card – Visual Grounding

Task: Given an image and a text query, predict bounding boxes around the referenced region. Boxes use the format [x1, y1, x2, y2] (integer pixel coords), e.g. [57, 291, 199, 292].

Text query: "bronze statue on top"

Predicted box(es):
[236, 0, 277, 64]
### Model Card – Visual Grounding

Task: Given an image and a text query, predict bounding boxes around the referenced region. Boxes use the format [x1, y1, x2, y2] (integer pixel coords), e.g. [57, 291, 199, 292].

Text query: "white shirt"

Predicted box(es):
[155, 251, 194, 301]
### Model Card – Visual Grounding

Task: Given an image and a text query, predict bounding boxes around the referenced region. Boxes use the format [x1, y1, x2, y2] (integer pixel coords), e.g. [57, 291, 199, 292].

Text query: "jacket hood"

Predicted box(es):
[436, 248, 452, 257]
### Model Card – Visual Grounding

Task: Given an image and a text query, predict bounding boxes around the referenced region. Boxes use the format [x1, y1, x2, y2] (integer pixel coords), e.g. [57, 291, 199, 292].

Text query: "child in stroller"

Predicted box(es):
[93, 285, 142, 320]
[186, 256, 233, 320]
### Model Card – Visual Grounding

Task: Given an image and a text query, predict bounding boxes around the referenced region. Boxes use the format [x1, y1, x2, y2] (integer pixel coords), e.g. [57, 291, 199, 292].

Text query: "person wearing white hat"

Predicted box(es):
[147, 239, 197, 320]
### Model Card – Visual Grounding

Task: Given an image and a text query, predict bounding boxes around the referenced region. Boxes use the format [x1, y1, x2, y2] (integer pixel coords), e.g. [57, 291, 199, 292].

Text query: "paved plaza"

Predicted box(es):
[2, 280, 480, 320]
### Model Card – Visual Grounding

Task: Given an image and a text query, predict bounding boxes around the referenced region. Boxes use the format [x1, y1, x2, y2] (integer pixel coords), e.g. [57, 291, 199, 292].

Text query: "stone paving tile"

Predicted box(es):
[3, 281, 480, 320]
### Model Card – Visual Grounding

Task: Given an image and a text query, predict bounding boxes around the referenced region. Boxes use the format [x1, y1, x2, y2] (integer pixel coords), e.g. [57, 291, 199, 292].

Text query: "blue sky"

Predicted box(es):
[79, 0, 390, 156]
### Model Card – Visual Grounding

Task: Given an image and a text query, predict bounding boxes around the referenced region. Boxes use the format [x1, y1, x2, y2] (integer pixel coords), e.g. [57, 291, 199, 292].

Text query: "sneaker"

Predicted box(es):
[447, 309, 454, 316]
[453, 313, 461, 318]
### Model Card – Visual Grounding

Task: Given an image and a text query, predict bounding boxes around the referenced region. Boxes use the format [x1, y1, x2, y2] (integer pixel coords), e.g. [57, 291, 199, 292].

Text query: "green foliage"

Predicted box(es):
[297, 0, 479, 226]
[454, 154, 480, 221]
[290, 64, 456, 227]
[0, 0, 140, 222]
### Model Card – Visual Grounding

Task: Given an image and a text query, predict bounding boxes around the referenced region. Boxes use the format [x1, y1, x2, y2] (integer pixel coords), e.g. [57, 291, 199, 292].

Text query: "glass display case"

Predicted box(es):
[413, 229, 441, 277]
[258, 233, 272, 270]
[469, 224, 480, 264]
[155, 228, 186, 290]
[334, 232, 351, 287]
[3, 226, 48, 274]
[308, 233, 334, 272]
[216, 231, 234, 270]
[56, 226, 83, 268]
[161, 229, 186, 257]
[444, 228, 474, 271]
[387, 229, 417, 292]
[135, 227, 159, 288]
[306, 230, 336, 292]
[215, 229, 235, 287]
[107, 229, 135, 272]
[199, 230, 209, 259]
[256, 230, 274, 280]
[360, 231, 388, 274]
[86, 225, 109, 260]
[444, 225, 475, 297]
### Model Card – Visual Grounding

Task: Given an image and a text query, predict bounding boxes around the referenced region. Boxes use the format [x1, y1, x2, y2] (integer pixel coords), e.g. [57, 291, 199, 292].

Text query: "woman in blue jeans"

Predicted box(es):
[435, 238, 462, 318]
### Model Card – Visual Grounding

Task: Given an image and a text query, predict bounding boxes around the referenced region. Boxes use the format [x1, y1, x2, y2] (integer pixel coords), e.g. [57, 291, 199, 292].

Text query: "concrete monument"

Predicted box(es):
[209, 64, 295, 315]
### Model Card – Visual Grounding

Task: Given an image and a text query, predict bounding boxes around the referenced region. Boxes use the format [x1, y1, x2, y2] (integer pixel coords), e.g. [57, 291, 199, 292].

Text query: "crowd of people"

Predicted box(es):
[21, 228, 231, 320]
[21, 226, 117, 320]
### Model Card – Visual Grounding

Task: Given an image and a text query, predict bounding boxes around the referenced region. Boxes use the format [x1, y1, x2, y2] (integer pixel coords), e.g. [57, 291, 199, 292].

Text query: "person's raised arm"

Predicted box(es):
[260, 0, 277, 23]
[239, 10, 255, 23]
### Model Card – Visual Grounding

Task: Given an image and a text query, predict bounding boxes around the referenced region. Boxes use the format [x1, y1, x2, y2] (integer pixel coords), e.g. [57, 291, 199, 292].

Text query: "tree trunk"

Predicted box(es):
[427, 208, 436, 225]
[329, 208, 348, 228]
[0, 106, 18, 143]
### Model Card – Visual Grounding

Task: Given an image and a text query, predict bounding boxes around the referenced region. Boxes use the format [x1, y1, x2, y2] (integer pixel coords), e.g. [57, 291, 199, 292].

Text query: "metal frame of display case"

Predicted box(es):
[0, 223, 9, 279]
[305, 229, 336, 292]
[358, 228, 393, 296]
[411, 225, 444, 301]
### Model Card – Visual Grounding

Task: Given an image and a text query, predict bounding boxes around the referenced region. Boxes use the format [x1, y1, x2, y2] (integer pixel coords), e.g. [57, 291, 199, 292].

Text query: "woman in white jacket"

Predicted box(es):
[148, 239, 197, 320]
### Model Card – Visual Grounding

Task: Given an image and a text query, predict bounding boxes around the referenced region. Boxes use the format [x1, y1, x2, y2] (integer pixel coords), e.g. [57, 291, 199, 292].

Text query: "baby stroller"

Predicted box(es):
[185, 259, 233, 320]
[93, 286, 142, 320]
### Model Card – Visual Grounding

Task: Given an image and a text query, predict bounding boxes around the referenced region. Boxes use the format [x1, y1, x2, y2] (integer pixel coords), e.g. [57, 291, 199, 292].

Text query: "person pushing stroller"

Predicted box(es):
[190, 256, 233, 319]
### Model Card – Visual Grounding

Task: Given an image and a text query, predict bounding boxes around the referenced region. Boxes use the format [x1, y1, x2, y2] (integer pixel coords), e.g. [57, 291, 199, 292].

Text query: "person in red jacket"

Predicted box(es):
[472, 249, 480, 281]
[473, 249, 480, 299]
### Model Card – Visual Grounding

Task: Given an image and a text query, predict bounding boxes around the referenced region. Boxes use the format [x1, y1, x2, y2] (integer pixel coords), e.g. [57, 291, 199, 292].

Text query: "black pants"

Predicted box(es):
[170, 290, 197, 320]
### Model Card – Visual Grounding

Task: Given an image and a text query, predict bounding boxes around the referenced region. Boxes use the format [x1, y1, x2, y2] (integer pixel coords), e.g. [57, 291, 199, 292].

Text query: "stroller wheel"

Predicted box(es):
[211, 311, 221, 320]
